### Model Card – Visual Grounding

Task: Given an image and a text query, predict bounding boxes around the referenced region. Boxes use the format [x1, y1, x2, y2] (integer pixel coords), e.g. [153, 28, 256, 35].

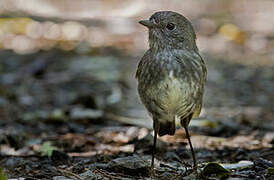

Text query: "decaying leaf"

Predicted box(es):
[222, 160, 254, 171]
[202, 162, 231, 179]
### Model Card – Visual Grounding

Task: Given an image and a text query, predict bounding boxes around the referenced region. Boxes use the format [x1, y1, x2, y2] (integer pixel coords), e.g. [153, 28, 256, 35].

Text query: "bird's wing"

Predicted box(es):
[136, 50, 151, 79]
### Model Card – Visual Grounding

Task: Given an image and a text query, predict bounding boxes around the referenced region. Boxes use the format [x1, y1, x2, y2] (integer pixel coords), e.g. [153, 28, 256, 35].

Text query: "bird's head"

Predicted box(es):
[139, 11, 197, 51]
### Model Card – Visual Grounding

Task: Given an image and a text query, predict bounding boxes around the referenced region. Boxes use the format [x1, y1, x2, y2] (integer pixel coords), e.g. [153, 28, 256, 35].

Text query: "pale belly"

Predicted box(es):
[148, 75, 199, 120]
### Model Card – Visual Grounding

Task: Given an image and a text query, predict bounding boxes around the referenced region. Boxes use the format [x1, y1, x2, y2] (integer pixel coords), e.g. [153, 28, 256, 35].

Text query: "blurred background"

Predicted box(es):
[0, 0, 274, 178]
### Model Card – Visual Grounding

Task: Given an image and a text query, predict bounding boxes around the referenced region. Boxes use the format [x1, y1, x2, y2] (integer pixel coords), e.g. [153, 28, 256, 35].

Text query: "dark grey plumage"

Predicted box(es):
[136, 11, 207, 169]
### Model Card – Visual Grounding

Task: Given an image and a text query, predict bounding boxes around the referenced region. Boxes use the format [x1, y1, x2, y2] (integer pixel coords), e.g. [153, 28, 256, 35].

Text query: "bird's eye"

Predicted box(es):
[166, 23, 175, 31]
[150, 17, 156, 24]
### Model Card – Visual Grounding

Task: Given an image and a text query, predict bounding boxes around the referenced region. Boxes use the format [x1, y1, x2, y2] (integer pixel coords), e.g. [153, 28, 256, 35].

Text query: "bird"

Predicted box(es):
[136, 11, 207, 170]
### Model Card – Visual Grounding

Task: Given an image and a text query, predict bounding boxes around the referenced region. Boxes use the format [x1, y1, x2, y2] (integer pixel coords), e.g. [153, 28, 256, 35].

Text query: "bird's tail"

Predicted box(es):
[155, 118, 175, 136]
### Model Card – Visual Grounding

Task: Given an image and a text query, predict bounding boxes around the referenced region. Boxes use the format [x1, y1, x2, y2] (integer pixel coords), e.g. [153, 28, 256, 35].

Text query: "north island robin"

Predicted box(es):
[136, 11, 207, 170]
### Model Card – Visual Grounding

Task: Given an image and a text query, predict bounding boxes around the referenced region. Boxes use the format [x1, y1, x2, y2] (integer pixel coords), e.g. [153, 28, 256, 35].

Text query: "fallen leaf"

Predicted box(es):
[222, 160, 254, 170]
[202, 162, 231, 179]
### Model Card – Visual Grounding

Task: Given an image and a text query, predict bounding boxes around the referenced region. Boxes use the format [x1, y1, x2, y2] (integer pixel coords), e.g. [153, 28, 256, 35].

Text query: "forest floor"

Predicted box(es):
[0, 48, 273, 179]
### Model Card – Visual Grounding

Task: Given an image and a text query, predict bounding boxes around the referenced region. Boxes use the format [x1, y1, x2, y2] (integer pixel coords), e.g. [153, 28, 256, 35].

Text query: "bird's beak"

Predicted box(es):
[139, 20, 154, 28]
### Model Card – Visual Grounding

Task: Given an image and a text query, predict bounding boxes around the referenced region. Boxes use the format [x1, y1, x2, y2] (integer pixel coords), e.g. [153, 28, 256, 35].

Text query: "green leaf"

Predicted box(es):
[202, 162, 231, 179]
[0, 168, 7, 180]
[267, 167, 274, 176]
[38, 141, 58, 157]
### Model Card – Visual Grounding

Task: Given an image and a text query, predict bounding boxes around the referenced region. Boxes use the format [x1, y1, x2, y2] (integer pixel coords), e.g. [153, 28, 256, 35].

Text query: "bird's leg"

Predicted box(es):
[184, 126, 197, 171]
[151, 128, 157, 169]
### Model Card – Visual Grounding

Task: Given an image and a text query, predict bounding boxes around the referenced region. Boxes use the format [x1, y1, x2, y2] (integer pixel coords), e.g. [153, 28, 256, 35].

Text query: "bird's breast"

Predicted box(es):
[155, 74, 193, 114]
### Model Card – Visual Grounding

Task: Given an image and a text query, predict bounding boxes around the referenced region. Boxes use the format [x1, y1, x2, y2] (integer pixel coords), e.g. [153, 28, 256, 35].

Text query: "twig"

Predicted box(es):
[94, 168, 141, 179]
[57, 168, 83, 180]
[261, 150, 274, 157]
